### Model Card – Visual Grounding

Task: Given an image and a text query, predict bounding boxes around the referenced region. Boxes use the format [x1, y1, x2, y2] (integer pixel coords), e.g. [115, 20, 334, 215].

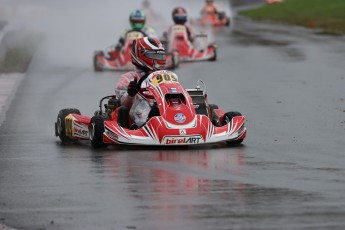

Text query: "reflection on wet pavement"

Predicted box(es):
[231, 19, 306, 61]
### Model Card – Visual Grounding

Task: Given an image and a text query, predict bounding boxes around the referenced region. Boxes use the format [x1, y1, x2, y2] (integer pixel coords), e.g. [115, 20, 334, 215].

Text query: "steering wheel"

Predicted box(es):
[136, 73, 150, 90]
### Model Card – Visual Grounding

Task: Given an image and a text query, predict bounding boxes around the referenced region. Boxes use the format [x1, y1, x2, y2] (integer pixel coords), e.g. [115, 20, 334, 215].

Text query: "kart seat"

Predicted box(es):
[166, 94, 186, 106]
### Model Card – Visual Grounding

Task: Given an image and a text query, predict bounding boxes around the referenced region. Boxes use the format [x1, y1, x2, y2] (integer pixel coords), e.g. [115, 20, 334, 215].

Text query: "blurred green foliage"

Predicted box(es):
[240, 0, 345, 35]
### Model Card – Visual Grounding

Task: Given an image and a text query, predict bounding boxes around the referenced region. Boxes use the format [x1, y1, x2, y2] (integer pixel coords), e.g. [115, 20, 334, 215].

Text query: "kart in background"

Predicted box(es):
[191, 11, 230, 27]
[93, 31, 178, 71]
[162, 25, 217, 62]
[265, 0, 282, 4]
[55, 70, 246, 148]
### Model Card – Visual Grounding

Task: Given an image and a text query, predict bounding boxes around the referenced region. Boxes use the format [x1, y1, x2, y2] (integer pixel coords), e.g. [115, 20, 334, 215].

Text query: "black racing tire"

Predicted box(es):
[227, 139, 243, 145]
[209, 104, 219, 112]
[172, 50, 180, 69]
[209, 46, 217, 61]
[218, 12, 226, 21]
[208, 104, 219, 126]
[225, 18, 230, 27]
[93, 51, 103, 72]
[222, 111, 244, 145]
[227, 138, 243, 145]
[56, 108, 81, 143]
[208, 103, 218, 116]
[89, 116, 106, 148]
[221, 111, 242, 126]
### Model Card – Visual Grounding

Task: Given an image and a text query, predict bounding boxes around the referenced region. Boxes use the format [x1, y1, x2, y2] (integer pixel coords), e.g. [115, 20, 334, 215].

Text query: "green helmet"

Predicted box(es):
[129, 10, 146, 30]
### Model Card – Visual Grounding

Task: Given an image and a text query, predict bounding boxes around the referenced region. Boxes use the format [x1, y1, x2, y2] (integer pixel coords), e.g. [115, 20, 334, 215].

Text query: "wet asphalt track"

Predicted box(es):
[1, 0, 345, 229]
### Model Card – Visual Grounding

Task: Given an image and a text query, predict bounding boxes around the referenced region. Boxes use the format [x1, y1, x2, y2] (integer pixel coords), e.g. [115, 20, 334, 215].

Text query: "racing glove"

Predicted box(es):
[127, 78, 138, 97]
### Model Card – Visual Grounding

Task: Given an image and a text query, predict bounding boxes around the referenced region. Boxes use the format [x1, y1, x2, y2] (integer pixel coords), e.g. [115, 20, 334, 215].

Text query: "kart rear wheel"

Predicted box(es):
[56, 108, 81, 143]
[222, 111, 244, 145]
[93, 51, 103, 72]
[172, 50, 180, 69]
[225, 18, 230, 27]
[221, 111, 242, 126]
[208, 104, 219, 122]
[89, 116, 106, 148]
[209, 104, 219, 113]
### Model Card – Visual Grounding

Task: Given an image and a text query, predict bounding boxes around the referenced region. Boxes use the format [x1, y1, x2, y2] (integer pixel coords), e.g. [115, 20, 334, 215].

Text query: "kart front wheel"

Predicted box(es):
[55, 108, 81, 143]
[222, 111, 244, 145]
[89, 116, 106, 148]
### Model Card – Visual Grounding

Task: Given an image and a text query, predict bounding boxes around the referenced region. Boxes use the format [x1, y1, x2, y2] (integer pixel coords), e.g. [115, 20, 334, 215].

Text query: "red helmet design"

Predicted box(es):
[172, 7, 187, 25]
[131, 37, 166, 71]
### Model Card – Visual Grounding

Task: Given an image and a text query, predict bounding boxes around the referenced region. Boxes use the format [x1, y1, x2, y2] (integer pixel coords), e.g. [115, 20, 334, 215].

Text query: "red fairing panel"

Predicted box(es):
[198, 14, 230, 27]
[103, 114, 246, 146]
[66, 114, 91, 140]
[167, 25, 216, 62]
[95, 53, 134, 71]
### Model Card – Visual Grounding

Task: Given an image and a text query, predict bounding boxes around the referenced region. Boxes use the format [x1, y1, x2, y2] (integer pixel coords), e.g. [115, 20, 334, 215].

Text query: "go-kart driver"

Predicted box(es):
[115, 37, 166, 129]
[201, 0, 220, 17]
[106, 9, 156, 60]
[163, 7, 195, 44]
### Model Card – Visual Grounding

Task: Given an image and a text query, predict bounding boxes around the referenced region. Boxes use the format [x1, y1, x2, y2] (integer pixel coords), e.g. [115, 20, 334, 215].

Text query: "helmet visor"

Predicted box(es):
[131, 22, 145, 30]
[144, 50, 166, 61]
[175, 14, 187, 21]
[131, 18, 145, 24]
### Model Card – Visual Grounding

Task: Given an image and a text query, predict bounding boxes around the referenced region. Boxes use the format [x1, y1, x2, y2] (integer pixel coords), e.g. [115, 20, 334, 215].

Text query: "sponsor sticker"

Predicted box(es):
[73, 127, 88, 137]
[163, 135, 204, 145]
[179, 129, 186, 135]
[174, 113, 186, 123]
[106, 131, 119, 140]
[170, 88, 177, 93]
[127, 31, 144, 39]
[151, 73, 178, 86]
[172, 25, 187, 32]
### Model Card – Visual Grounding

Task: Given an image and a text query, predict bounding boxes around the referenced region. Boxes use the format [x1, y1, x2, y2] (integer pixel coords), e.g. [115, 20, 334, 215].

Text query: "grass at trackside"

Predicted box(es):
[239, 0, 345, 35]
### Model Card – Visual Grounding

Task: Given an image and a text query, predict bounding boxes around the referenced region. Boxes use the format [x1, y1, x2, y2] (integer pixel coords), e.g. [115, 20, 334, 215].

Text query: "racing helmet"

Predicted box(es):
[129, 9, 146, 30]
[172, 7, 187, 25]
[131, 37, 166, 71]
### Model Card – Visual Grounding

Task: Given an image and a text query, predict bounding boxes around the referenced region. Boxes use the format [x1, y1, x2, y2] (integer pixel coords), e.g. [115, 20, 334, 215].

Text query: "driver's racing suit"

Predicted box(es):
[115, 69, 152, 128]
[115, 70, 142, 107]
[163, 24, 195, 45]
[163, 24, 195, 52]
[201, 3, 220, 16]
